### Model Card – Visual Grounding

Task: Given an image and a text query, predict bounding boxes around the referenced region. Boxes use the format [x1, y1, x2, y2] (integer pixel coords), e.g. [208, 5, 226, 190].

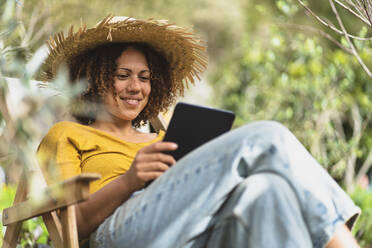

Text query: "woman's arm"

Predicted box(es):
[75, 141, 177, 239]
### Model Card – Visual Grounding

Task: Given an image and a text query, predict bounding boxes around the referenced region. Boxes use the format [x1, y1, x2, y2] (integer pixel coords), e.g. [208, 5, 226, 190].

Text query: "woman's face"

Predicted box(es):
[103, 47, 151, 122]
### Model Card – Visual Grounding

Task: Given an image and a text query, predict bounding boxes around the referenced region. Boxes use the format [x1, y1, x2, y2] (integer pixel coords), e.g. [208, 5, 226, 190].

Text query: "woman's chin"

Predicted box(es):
[115, 112, 140, 122]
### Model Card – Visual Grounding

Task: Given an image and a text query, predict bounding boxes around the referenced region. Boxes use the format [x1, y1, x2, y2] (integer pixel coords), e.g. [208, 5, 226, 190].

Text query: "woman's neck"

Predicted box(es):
[90, 118, 136, 137]
[89, 118, 157, 143]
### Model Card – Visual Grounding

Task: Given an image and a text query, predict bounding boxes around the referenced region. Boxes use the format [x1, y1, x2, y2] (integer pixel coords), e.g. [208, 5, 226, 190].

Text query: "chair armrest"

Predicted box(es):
[2, 173, 101, 226]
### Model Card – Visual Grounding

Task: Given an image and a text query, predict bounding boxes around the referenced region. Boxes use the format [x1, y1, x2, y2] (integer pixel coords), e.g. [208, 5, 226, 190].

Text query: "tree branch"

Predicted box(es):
[329, 0, 372, 77]
[278, 23, 354, 54]
[334, 0, 372, 26]
[344, 103, 362, 191]
[356, 150, 372, 182]
[361, 0, 372, 25]
[332, 112, 347, 141]
[297, 0, 372, 40]
[0, 79, 16, 141]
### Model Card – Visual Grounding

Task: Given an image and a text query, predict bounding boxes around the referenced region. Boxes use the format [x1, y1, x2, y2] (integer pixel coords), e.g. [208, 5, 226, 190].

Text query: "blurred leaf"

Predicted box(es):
[1, 0, 15, 23]
[25, 44, 48, 78]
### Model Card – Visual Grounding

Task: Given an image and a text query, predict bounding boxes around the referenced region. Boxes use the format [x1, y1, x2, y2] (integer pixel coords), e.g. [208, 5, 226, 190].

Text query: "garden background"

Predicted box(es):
[0, 0, 371, 246]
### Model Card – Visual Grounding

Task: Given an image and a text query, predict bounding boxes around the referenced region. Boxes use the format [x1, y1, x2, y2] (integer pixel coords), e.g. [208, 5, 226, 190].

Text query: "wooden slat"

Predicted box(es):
[3, 173, 100, 226]
[43, 211, 64, 248]
[2, 171, 28, 248]
[60, 205, 79, 248]
[150, 114, 168, 132]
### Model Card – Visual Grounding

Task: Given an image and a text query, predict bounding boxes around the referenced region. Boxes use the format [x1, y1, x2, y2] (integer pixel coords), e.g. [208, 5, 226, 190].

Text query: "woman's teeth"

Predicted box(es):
[122, 98, 139, 105]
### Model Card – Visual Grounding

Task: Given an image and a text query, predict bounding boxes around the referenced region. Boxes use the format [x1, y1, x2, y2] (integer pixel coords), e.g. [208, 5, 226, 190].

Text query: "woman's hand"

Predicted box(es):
[76, 141, 177, 239]
[124, 141, 178, 191]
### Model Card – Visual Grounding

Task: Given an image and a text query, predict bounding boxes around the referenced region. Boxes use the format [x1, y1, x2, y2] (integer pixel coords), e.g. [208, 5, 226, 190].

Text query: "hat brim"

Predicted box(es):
[39, 16, 208, 93]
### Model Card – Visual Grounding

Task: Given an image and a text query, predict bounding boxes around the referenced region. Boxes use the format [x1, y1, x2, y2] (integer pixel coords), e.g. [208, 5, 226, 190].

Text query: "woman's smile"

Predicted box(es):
[119, 96, 142, 106]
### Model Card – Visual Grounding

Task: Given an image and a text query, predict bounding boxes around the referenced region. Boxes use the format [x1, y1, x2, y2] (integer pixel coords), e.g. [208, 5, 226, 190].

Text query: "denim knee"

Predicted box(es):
[206, 173, 313, 248]
[239, 120, 293, 145]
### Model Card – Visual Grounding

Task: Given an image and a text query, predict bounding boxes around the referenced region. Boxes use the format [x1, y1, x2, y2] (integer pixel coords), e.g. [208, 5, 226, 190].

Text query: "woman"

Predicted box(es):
[37, 16, 360, 248]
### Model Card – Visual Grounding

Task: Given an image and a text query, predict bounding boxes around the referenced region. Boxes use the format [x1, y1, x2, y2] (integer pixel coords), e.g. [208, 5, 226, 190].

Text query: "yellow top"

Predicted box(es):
[37, 121, 165, 194]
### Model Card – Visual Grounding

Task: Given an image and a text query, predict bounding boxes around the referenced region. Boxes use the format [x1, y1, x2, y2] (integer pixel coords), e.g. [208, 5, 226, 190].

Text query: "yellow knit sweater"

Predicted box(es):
[37, 121, 165, 194]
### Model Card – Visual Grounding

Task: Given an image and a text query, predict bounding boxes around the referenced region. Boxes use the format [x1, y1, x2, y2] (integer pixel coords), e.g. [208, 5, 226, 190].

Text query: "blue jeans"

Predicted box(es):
[90, 121, 360, 248]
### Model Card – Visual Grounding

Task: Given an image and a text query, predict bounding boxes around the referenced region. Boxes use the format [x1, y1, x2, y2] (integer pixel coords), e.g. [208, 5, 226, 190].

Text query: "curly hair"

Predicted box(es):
[68, 42, 176, 127]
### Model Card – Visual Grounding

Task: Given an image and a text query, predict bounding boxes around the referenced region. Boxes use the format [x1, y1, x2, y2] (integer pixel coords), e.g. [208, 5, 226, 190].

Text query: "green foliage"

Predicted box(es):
[19, 217, 49, 247]
[276, 0, 299, 16]
[350, 187, 372, 247]
[0, 185, 49, 247]
[0, 184, 15, 246]
[0, 0, 55, 246]
[211, 4, 371, 181]
[210, 2, 372, 246]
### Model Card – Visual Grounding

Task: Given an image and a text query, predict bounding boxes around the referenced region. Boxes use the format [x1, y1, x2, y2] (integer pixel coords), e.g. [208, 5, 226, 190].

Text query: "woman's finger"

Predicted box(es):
[138, 171, 166, 182]
[136, 152, 176, 166]
[137, 161, 170, 172]
[141, 141, 178, 154]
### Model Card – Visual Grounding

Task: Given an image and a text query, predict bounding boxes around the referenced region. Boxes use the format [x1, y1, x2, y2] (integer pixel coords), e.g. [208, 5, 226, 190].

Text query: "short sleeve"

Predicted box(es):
[36, 122, 82, 183]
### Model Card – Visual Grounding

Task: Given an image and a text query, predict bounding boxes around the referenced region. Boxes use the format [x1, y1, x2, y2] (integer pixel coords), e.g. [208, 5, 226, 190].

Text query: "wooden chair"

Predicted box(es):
[1, 113, 167, 248]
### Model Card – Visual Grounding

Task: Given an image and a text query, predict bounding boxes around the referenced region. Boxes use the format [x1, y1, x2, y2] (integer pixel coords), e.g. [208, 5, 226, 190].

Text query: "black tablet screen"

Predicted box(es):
[163, 102, 235, 161]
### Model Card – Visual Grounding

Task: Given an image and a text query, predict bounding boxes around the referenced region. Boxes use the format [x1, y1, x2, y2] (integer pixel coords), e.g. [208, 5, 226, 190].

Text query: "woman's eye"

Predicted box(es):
[116, 74, 129, 80]
[140, 76, 150, 82]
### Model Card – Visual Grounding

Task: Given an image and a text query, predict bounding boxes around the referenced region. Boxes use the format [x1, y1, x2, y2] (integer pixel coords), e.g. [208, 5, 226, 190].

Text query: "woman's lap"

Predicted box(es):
[90, 121, 360, 248]
[187, 173, 312, 248]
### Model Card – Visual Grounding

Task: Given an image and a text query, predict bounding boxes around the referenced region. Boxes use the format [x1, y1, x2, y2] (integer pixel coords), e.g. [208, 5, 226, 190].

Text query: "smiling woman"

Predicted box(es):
[67, 42, 172, 128]
[90, 47, 153, 142]
[36, 16, 360, 248]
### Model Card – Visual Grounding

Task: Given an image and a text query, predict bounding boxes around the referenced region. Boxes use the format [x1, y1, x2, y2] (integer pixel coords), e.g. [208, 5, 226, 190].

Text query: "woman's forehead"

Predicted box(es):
[116, 48, 149, 72]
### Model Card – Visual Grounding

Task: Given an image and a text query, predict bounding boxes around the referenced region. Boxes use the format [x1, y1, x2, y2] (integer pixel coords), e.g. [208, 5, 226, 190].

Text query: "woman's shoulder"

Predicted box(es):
[50, 120, 80, 130]
[39, 121, 99, 152]
[40, 121, 95, 146]
[44, 121, 83, 138]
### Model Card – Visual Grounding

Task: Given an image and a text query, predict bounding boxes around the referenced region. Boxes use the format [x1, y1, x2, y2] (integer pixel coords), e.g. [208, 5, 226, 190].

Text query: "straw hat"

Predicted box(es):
[39, 15, 208, 94]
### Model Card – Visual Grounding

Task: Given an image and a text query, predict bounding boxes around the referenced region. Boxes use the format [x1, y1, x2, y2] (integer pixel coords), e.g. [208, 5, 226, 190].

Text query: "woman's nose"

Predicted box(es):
[126, 77, 141, 92]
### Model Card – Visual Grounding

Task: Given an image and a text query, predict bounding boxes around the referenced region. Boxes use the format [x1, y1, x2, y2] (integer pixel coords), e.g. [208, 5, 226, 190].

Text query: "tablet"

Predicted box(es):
[163, 102, 235, 161]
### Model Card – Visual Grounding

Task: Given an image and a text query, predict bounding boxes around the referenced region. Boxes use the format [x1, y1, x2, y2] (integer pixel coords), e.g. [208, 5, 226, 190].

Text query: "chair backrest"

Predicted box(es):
[150, 114, 168, 132]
